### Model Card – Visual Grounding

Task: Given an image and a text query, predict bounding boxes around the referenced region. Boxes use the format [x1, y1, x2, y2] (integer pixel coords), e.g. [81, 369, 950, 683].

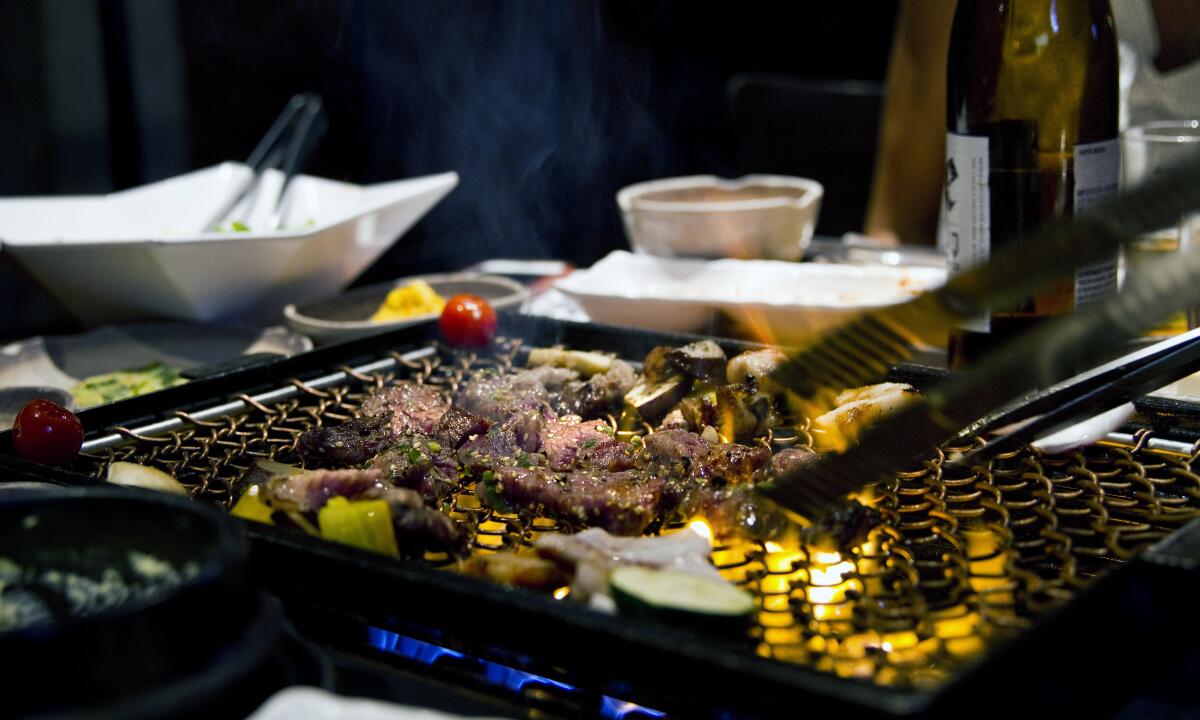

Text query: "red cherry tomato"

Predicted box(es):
[439, 294, 498, 347]
[12, 399, 84, 466]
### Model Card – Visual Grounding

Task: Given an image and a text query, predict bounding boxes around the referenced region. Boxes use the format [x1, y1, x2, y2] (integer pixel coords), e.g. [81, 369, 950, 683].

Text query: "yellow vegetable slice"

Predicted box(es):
[230, 485, 274, 524]
[317, 496, 400, 558]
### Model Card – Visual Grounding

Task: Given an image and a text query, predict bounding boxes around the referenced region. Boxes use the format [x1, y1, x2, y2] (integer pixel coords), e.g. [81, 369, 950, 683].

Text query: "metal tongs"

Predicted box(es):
[202, 92, 327, 233]
[759, 155, 1200, 519]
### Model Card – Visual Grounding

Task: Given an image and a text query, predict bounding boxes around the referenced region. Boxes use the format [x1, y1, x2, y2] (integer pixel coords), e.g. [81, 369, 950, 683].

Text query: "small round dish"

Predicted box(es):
[284, 272, 529, 344]
[617, 174, 823, 261]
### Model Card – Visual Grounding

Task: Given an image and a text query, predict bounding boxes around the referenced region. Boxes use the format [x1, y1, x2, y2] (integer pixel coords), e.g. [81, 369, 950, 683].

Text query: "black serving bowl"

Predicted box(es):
[0, 486, 267, 718]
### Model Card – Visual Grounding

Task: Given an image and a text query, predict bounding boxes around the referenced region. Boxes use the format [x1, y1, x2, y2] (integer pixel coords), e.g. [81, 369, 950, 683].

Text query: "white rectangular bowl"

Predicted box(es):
[0, 164, 458, 325]
[555, 250, 946, 343]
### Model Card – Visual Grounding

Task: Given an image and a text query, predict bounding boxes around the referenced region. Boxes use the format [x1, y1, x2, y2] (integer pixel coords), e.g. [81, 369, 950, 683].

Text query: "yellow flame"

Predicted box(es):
[812, 550, 843, 565]
[688, 518, 713, 543]
[810, 560, 855, 586]
[764, 541, 784, 553]
[553, 586, 570, 600]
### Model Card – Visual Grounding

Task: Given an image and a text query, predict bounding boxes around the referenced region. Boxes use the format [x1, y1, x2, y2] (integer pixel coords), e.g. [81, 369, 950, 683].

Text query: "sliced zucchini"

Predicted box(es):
[610, 565, 755, 630]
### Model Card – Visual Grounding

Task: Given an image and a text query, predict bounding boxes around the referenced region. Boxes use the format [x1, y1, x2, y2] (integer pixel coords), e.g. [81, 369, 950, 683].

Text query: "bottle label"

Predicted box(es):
[943, 133, 991, 332]
[1073, 139, 1119, 305]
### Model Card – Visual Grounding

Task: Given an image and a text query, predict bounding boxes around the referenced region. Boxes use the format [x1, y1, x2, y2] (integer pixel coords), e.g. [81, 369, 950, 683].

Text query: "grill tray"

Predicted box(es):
[3, 316, 1199, 718]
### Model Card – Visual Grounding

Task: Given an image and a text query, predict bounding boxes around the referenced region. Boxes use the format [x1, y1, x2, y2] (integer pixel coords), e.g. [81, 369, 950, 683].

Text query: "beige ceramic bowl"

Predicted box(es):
[616, 174, 823, 261]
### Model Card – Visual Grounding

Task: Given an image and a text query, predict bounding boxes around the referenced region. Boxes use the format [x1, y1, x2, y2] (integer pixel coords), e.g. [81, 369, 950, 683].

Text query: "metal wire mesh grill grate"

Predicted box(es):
[70, 338, 1200, 689]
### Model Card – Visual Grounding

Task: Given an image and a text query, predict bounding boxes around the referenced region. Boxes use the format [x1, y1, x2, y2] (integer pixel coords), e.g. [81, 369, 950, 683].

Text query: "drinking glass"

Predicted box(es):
[1122, 120, 1200, 335]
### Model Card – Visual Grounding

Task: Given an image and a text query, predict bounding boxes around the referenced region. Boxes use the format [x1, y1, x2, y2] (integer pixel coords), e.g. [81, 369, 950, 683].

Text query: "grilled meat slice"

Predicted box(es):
[361, 383, 450, 436]
[557, 470, 664, 535]
[482, 466, 664, 536]
[698, 485, 791, 542]
[639, 429, 709, 472]
[640, 430, 770, 485]
[769, 447, 819, 477]
[679, 385, 779, 442]
[298, 416, 392, 466]
[432, 405, 490, 449]
[478, 466, 560, 513]
[458, 410, 545, 473]
[393, 505, 469, 554]
[575, 437, 637, 472]
[456, 370, 555, 422]
[261, 466, 465, 553]
[370, 434, 460, 504]
[807, 500, 882, 552]
[541, 416, 633, 472]
[704, 442, 771, 484]
[264, 467, 390, 513]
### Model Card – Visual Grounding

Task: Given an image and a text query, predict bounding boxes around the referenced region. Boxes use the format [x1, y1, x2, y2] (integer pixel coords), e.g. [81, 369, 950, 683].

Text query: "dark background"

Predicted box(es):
[0, 0, 898, 340]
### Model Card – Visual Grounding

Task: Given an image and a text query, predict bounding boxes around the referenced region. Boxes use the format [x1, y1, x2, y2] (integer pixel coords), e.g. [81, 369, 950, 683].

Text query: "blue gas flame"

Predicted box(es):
[367, 626, 666, 718]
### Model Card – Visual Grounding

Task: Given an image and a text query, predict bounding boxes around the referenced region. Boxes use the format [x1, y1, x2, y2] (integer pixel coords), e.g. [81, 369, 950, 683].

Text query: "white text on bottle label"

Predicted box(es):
[1074, 139, 1119, 304]
[943, 133, 990, 332]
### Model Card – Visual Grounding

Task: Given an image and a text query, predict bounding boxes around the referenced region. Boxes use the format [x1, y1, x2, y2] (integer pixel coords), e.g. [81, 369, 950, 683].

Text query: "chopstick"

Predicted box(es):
[201, 93, 327, 233]
[950, 327, 1200, 466]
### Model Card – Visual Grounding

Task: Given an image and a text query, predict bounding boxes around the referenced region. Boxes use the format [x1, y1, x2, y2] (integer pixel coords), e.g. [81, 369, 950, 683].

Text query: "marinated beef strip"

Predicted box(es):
[458, 410, 545, 474]
[393, 505, 470, 554]
[362, 383, 451, 435]
[265, 467, 392, 513]
[285, 345, 895, 560]
[482, 466, 664, 536]
[697, 485, 792, 542]
[456, 370, 557, 422]
[639, 430, 771, 486]
[298, 416, 393, 466]
[769, 447, 819, 476]
[370, 433, 460, 504]
[299, 383, 458, 466]
[541, 416, 633, 472]
[806, 500, 882, 552]
[263, 467, 467, 553]
[431, 405, 490, 449]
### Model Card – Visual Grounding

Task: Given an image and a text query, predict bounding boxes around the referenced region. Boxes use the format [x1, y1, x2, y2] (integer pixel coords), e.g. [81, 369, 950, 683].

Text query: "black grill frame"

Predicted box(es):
[2, 315, 1199, 718]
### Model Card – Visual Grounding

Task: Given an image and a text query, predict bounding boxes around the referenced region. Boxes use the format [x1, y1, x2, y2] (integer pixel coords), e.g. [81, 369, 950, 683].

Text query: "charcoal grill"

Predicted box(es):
[2, 316, 1199, 718]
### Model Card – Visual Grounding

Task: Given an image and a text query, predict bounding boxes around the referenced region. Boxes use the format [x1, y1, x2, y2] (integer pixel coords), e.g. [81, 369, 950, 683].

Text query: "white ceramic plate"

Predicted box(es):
[555, 250, 946, 341]
[0, 164, 458, 325]
[284, 273, 529, 345]
[0, 323, 311, 417]
[248, 686, 507, 720]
